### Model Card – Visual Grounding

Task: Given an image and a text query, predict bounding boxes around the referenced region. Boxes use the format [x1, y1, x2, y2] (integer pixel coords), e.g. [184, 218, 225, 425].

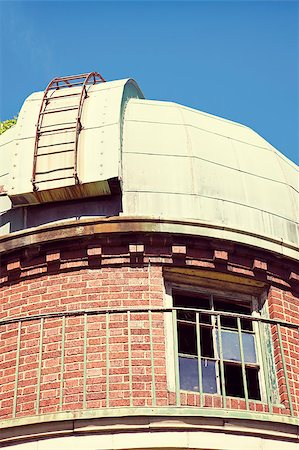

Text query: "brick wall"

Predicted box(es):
[0, 238, 298, 423]
[268, 286, 299, 415]
[0, 266, 167, 419]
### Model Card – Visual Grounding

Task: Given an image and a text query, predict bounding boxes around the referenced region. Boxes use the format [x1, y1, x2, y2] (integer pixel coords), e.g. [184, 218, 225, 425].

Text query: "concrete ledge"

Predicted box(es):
[0, 409, 298, 447]
[0, 216, 298, 261]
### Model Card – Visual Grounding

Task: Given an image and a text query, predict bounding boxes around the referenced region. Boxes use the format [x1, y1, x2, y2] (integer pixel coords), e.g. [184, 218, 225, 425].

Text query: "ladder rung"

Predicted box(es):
[34, 176, 75, 184]
[38, 141, 75, 149]
[53, 73, 90, 81]
[39, 122, 75, 129]
[38, 125, 77, 134]
[48, 81, 86, 89]
[48, 78, 99, 90]
[36, 166, 74, 175]
[46, 92, 82, 100]
[36, 148, 75, 156]
[40, 106, 78, 115]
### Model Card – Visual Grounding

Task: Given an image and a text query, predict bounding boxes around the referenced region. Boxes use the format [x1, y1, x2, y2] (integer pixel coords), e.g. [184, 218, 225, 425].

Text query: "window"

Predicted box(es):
[174, 290, 261, 400]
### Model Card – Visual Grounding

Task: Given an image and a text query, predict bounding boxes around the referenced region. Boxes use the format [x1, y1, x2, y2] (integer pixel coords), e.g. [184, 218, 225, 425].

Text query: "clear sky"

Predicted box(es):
[0, 0, 298, 164]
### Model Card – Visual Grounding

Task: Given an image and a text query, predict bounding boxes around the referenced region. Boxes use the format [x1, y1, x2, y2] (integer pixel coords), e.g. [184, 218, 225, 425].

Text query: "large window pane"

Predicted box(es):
[224, 363, 261, 400]
[202, 359, 217, 393]
[174, 291, 261, 402]
[217, 331, 256, 363]
[179, 357, 199, 391]
[179, 357, 217, 394]
[218, 330, 241, 362]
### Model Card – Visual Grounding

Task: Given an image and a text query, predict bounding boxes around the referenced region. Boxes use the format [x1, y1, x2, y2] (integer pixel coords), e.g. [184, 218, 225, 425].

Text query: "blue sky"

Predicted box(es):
[0, 0, 298, 164]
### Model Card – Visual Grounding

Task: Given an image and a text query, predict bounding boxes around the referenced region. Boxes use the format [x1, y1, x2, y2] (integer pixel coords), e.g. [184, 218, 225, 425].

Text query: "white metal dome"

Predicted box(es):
[0, 77, 298, 259]
[121, 98, 298, 258]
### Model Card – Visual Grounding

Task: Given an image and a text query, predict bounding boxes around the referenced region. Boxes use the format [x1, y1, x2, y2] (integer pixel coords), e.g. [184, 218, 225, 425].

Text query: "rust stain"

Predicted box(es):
[9, 180, 112, 207]
[164, 266, 266, 288]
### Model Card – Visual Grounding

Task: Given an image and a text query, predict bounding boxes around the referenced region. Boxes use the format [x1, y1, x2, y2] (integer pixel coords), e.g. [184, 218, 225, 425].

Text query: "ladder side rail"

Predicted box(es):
[73, 72, 106, 183]
[32, 78, 60, 190]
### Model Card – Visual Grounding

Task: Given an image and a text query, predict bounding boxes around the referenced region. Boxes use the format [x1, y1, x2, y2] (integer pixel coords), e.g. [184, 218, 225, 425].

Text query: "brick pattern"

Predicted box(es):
[0, 248, 298, 422]
[0, 266, 164, 321]
[0, 267, 167, 418]
[168, 392, 287, 414]
[268, 286, 299, 415]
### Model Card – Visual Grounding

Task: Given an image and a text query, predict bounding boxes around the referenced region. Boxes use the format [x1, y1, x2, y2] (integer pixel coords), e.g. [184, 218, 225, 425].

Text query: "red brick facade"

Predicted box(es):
[268, 286, 299, 414]
[0, 232, 298, 424]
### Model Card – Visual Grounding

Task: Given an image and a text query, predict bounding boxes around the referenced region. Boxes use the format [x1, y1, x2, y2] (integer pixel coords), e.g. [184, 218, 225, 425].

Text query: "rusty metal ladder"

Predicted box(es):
[32, 72, 106, 191]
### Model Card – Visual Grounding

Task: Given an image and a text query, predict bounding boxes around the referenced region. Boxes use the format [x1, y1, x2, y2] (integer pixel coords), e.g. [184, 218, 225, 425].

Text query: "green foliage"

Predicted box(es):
[0, 117, 17, 135]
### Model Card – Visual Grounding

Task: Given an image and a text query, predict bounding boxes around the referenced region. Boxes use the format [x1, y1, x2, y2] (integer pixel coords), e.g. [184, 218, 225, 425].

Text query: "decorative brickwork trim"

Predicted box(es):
[129, 244, 144, 254]
[289, 272, 299, 284]
[6, 259, 21, 272]
[213, 250, 229, 262]
[253, 259, 268, 272]
[46, 251, 61, 263]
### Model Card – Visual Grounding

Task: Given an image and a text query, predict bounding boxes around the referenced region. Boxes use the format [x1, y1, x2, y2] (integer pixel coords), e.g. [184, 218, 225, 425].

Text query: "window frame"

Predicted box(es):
[164, 281, 268, 404]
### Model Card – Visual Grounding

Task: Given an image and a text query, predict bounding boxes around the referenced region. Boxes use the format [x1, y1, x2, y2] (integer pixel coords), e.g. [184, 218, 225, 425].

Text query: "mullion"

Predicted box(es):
[175, 291, 261, 402]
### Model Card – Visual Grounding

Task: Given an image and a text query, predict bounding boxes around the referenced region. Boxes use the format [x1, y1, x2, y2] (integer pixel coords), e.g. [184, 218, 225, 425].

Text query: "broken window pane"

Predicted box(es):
[202, 358, 217, 394]
[179, 357, 217, 394]
[241, 317, 253, 331]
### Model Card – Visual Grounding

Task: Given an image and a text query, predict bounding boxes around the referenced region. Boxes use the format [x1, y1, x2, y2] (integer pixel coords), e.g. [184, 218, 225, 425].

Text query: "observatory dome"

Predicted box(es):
[0, 73, 299, 450]
[0, 77, 298, 260]
[121, 97, 298, 259]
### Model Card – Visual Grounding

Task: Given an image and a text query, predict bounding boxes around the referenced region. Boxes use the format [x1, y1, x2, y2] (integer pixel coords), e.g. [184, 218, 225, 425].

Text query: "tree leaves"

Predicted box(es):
[0, 117, 17, 135]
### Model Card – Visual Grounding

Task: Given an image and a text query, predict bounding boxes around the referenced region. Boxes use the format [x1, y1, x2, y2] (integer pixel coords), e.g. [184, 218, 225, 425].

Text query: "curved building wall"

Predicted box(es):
[0, 76, 298, 448]
[0, 224, 298, 448]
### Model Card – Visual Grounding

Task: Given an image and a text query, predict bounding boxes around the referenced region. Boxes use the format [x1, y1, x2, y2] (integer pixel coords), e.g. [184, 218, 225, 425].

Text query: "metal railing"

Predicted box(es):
[0, 307, 298, 425]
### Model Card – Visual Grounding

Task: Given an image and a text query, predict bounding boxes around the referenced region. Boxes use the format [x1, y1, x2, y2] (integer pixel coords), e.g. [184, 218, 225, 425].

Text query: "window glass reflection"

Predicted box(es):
[242, 332, 257, 363]
[179, 357, 217, 394]
[217, 330, 241, 361]
[202, 359, 217, 394]
[217, 331, 256, 364]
